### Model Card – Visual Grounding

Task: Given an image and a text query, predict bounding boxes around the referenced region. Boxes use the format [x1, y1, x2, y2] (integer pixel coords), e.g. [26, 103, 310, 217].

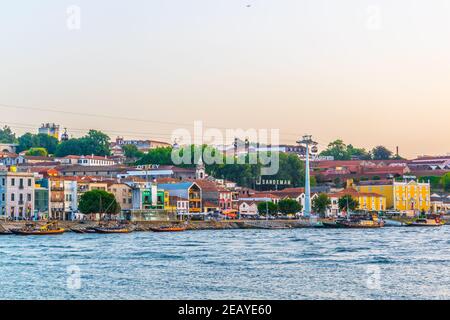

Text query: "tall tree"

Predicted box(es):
[55, 130, 111, 157]
[79, 190, 120, 215]
[86, 130, 111, 156]
[122, 144, 144, 159]
[257, 201, 278, 216]
[371, 146, 393, 160]
[338, 195, 359, 212]
[278, 199, 302, 215]
[320, 139, 349, 160]
[0, 126, 16, 143]
[312, 193, 331, 216]
[442, 173, 450, 192]
[136, 147, 174, 166]
[17, 133, 58, 154]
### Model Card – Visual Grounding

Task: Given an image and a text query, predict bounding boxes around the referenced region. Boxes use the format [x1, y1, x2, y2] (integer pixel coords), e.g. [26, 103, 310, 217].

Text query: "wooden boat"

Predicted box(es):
[93, 226, 132, 234]
[0, 224, 12, 235]
[337, 219, 384, 229]
[321, 221, 346, 228]
[71, 227, 97, 234]
[11, 222, 65, 235]
[407, 218, 444, 227]
[150, 225, 187, 232]
[383, 219, 408, 227]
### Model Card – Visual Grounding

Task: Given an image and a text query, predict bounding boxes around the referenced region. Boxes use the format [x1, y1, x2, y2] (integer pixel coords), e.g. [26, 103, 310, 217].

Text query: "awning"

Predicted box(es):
[222, 209, 238, 214]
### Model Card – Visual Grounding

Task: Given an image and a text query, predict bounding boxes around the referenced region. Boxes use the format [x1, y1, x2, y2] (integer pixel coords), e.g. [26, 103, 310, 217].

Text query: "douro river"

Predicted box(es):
[1, 227, 449, 299]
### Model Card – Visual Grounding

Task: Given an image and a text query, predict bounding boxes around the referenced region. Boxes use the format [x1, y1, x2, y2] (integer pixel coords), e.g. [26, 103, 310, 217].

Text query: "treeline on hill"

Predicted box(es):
[419, 174, 450, 192]
[2, 126, 448, 191]
[319, 139, 404, 160]
[136, 144, 311, 189]
[0, 126, 111, 157]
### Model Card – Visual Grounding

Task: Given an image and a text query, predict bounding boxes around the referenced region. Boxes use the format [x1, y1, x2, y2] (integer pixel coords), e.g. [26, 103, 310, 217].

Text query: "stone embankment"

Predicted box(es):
[0, 219, 313, 232]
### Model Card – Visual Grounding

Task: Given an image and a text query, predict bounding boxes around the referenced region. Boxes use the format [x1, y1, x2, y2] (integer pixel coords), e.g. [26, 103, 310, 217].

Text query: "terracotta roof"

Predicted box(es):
[24, 156, 55, 161]
[191, 180, 219, 192]
[156, 177, 180, 184]
[250, 192, 281, 199]
[329, 188, 385, 198]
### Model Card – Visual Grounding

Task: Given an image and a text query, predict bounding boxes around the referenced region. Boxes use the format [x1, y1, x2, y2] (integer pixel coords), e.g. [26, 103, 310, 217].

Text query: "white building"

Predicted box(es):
[238, 201, 258, 216]
[63, 180, 78, 220]
[56, 155, 117, 166]
[0, 171, 35, 219]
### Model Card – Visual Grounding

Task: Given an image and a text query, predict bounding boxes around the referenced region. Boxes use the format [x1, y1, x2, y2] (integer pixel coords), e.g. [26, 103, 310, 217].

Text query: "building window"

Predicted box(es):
[27, 194, 31, 201]
[11, 178, 15, 186]
[28, 179, 32, 187]
[11, 194, 15, 201]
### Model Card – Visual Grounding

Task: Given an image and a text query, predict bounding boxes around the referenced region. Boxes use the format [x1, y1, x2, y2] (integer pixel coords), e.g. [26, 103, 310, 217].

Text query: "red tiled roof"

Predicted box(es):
[329, 188, 385, 198]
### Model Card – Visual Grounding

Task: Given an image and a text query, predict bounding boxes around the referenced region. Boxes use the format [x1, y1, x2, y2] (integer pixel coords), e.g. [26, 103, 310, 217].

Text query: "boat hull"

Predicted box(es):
[93, 227, 132, 234]
[407, 223, 443, 227]
[71, 228, 97, 234]
[150, 227, 186, 232]
[10, 229, 65, 235]
[321, 221, 346, 228]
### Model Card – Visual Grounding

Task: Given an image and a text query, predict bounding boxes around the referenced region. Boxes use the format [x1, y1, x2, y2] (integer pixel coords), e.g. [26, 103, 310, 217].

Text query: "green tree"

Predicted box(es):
[442, 173, 450, 192]
[312, 193, 331, 217]
[371, 146, 393, 160]
[78, 190, 120, 215]
[257, 201, 278, 216]
[278, 199, 302, 215]
[86, 130, 111, 156]
[17, 133, 58, 154]
[55, 138, 88, 157]
[0, 126, 16, 143]
[25, 147, 48, 157]
[136, 147, 174, 165]
[320, 139, 349, 160]
[122, 144, 144, 159]
[338, 195, 359, 212]
[347, 144, 371, 160]
[55, 130, 111, 157]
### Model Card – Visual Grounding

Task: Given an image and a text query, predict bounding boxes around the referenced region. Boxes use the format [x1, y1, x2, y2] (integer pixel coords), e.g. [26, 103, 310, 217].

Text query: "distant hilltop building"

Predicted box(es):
[38, 123, 60, 141]
[111, 137, 171, 156]
[0, 143, 18, 153]
[216, 140, 308, 157]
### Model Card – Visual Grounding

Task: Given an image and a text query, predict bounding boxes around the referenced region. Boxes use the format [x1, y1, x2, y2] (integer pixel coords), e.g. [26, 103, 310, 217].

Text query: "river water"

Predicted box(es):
[1, 226, 450, 300]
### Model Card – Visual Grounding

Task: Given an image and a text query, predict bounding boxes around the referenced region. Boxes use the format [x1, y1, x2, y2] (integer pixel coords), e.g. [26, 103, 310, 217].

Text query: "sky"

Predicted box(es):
[1, 0, 450, 158]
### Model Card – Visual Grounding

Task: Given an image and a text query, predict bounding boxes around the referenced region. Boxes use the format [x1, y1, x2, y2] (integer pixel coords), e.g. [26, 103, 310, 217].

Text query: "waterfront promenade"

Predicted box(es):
[1, 216, 444, 233]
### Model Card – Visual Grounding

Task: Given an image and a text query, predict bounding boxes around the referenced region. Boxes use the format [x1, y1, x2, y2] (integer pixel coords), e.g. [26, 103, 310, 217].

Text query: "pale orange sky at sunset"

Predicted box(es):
[1, 0, 449, 158]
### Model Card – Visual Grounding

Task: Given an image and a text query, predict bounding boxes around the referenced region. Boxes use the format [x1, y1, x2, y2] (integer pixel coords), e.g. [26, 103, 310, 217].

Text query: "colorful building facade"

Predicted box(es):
[355, 179, 431, 212]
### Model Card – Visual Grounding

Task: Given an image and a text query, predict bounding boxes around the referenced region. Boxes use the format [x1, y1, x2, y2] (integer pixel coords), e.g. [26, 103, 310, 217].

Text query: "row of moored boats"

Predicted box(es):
[321, 215, 444, 229]
[0, 222, 188, 235]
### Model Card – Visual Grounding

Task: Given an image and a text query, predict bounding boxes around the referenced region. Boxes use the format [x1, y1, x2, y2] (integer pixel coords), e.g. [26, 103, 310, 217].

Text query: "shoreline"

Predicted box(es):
[2, 217, 444, 233]
[1, 219, 305, 232]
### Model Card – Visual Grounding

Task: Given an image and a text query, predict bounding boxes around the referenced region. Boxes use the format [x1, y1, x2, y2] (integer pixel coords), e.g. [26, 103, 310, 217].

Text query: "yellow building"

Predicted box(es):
[354, 179, 431, 213]
[329, 188, 386, 214]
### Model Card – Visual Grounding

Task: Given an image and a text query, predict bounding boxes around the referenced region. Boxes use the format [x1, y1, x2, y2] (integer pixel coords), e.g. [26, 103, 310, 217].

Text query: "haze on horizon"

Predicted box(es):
[1, 0, 449, 159]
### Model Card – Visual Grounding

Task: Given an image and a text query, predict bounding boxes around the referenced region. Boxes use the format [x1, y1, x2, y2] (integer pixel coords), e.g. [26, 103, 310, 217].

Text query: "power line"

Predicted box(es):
[0, 102, 309, 139]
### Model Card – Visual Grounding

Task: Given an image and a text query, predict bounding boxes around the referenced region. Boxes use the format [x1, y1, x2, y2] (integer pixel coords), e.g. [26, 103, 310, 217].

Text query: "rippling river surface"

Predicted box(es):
[1, 226, 450, 300]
